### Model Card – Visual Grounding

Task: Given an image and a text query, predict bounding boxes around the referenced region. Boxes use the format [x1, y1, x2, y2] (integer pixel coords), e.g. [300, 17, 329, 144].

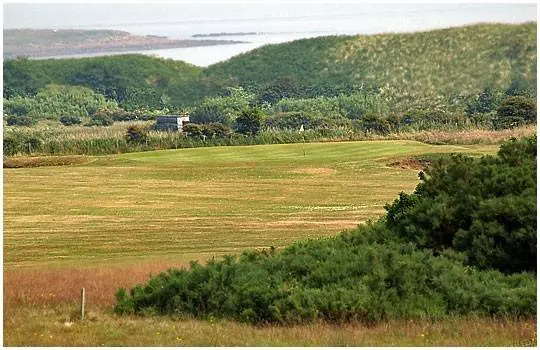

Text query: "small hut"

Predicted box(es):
[154, 115, 190, 132]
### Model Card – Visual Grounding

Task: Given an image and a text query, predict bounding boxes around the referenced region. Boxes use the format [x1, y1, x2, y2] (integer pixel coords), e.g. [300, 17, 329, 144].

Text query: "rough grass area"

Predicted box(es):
[3, 306, 535, 347]
[3, 155, 92, 168]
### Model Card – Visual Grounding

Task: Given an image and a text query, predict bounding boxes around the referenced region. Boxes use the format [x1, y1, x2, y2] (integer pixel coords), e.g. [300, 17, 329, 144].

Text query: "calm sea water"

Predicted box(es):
[37, 3, 536, 66]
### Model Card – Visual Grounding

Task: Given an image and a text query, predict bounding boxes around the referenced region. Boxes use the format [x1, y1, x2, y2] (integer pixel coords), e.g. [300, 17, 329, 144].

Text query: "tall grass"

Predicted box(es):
[3, 122, 536, 158]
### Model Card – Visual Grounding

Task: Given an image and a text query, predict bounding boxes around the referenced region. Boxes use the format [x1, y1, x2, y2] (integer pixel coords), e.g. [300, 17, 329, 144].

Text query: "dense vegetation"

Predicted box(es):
[4, 23, 536, 112]
[115, 136, 537, 324]
[204, 23, 536, 110]
[3, 54, 204, 109]
[3, 23, 537, 157]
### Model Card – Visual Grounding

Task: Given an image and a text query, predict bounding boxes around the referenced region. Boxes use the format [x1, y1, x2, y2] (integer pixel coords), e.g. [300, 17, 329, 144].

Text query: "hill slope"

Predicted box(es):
[3, 54, 204, 108]
[3, 23, 536, 111]
[205, 22, 536, 107]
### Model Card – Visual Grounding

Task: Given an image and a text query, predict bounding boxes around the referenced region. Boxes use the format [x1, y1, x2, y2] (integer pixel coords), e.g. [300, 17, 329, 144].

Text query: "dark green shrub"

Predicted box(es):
[125, 124, 149, 144]
[86, 109, 114, 126]
[465, 88, 505, 116]
[110, 108, 136, 121]
[59, 115, 82, 126]
[6, 115, 36, 127]
[183, 123, 203, 138]
[201, 122, 232, 139]
[493, 96, 536, 129]
[361, 114, 391, 135]
[258, 76, 300, 104]
[235, 107, 264, 135]
[384, 136, 537, 273]
[113, 136, 537, 325]
[3, 136, 19, 156]
[114, 222, 536, 324]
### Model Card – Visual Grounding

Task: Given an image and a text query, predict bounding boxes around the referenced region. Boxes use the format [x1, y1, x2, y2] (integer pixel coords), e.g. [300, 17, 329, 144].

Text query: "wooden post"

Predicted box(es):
[80, 288, 85, 321]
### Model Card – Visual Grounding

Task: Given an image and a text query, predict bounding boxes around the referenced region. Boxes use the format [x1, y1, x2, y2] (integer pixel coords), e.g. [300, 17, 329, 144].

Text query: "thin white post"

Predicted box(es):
[80, 288, 85, 321]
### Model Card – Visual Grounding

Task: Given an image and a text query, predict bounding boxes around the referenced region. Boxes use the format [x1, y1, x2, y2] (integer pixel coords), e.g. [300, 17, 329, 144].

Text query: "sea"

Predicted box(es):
[14, 3, 538, 67]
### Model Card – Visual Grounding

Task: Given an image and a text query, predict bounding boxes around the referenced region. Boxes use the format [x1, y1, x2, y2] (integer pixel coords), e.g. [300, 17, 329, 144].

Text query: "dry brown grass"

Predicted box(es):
[388, 124, 536, 145]
[3, 259, 195, 308]
[3, 305, 536, 346]
[3, 155, 92, 168]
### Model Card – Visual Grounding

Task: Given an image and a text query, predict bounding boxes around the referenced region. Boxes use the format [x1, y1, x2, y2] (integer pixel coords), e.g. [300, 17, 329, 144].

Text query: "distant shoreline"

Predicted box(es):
[3, 29, 246, 60]
[192, 31, 259, 37]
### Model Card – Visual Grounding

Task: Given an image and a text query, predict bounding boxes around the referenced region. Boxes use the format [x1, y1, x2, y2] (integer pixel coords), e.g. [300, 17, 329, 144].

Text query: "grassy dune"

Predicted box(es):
[206, 22, 536, 106]
[6, 139, 534, 346]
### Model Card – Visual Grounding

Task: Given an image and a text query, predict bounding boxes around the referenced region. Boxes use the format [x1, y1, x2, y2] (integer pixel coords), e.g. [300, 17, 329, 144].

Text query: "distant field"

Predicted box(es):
[6, 139, 526, 347]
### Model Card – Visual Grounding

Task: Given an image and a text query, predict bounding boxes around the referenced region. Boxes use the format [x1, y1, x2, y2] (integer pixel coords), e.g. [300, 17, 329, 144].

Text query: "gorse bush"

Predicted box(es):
[115, 221, 536, 324]
[384, 136, 536, 273]
[189, 87, 254, 126]
[115, 136, 537, 324]
[493, 96, 537, 129]
[59, 115, 82, 126]
[125, 124, 149, 144]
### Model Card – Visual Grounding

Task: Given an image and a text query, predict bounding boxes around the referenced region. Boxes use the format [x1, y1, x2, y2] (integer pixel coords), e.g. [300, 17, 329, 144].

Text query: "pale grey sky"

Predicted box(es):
[3, 2, 537, 30]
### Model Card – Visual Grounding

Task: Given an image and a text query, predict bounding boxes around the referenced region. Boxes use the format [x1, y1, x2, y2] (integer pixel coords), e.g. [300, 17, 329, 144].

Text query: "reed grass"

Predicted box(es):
[3, 122, 535, 158]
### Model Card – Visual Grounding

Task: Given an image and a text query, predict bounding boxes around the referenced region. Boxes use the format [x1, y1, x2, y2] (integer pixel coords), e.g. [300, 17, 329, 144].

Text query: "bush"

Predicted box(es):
[125, 124, 149, 144]
[493, 96, 536, 129]
[201, 122, 232, 139]
[235, 107, 264, 135]
[360, 114, 391, 134]
[114, 136, 537, 324]
[183, 123, 203, 138]
[3, 136, 19, 156]
[6, 115, 36, 127]
[465, 88, 505, 116]
[190, 88, 254, 126]
[384, 136, 537, 273]
[86, 109, 114, 126]
[59, 115, 82, 126]
[264, 111, 351, 131]
[114, 222, 536, 324]
[3, 84, 119, 121]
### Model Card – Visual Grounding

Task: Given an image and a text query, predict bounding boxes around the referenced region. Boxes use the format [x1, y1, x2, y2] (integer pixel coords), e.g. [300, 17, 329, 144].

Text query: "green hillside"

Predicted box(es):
[3, 54, 205, 109]
[3, 22, 536, 112]
[205, 22, 536, 109]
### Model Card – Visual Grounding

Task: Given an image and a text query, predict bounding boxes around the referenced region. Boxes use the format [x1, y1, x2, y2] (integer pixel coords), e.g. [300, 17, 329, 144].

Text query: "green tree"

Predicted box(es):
[235, 107, 264, 135]
[493, 96, 536, 129]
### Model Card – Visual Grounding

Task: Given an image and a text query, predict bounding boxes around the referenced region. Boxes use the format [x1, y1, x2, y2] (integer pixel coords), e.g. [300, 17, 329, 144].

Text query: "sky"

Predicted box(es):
[3, 1, 538, 30]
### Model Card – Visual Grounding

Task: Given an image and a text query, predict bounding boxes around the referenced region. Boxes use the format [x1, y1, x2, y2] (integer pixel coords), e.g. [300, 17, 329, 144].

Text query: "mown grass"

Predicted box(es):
[5, 139, 533, 346]
[4, 140, 499, 268]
